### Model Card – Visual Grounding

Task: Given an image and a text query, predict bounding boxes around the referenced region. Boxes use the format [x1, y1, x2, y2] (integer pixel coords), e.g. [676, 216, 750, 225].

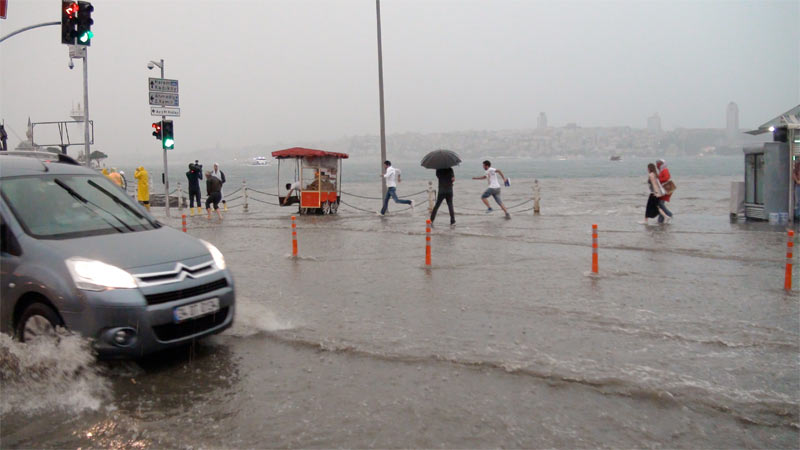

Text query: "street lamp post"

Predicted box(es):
[148, 59, 170, 218]
[375, 0, 387, 199]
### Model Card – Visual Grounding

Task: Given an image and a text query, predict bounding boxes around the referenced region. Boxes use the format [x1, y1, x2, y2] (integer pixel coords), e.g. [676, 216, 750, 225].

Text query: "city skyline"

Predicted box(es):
[2, 1, 798, 157]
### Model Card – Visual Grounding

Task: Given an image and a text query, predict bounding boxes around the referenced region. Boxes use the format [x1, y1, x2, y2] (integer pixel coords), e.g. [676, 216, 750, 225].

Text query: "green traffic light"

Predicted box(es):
[164, 138, 174, 149]
[79, 30, 93, 43]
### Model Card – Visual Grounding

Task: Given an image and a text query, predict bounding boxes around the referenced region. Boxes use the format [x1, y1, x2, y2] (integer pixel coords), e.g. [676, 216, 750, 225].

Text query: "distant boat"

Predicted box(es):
[610, 155, 622, 161]
[250, 156, 271, 166]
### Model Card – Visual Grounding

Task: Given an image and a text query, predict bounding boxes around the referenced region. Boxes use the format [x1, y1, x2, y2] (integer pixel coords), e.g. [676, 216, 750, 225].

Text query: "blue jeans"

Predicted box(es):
[381, 187, 412, 214]
[657, 199, 673, 223]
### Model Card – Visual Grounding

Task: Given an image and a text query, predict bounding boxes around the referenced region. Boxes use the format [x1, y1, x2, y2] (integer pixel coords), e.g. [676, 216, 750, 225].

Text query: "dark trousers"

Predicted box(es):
[189, 189, 201, 208]
[430, 191, 455, 224]
[205, 191, 221, 210]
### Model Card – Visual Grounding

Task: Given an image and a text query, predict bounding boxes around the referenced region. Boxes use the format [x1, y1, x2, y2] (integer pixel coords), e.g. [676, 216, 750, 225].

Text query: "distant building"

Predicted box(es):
[537, 112, 548, 130]
[647, 113, 662, 132]
[726, 102, 739, 136]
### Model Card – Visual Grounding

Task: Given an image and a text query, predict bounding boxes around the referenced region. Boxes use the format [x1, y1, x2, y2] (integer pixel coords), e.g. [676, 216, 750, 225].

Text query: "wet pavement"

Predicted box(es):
[1, 174, 798, 448]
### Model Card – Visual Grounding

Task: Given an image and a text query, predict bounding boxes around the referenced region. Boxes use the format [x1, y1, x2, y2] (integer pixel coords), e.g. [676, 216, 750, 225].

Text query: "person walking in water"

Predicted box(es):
[641, 163, 666, 225]
[186, 161, 203, 216]
[656, 159, 674, 224]
[134, 166, 150, 211]
[430, 167, 456, 227]
[108, 168, 123, 187]
[473, 160, 510, 219]
[379, 160, 413, 216]
[205, 170, 223, 220]
[210, 163, 227, 211]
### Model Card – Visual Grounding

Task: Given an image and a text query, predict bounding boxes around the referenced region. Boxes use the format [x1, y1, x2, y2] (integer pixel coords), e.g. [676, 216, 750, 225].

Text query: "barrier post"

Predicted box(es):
[177, 182, 184, 210]
[425, 219, 432, 266]
[291, 215, 298, 257]
[243, 179, 249, 212]
[591, 224, 598, 274]
[181, 214, 187, 233]
[786, 230, 794, 291]
[427, 181, 435, 213]
[533, 179, 541, 215]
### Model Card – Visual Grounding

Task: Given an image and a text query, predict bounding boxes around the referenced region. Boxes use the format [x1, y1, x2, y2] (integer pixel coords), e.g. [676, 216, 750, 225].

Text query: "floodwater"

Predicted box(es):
[2, 165, 799, 448]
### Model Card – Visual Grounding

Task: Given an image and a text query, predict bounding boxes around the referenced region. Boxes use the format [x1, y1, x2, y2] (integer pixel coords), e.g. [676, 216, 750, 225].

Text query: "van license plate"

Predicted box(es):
[174, 298, 220, 323]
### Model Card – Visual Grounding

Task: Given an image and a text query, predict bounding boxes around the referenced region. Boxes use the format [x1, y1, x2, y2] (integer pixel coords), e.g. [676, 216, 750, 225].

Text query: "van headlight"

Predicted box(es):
[66, 258, 138, 291]
[201, 240, 226, 270]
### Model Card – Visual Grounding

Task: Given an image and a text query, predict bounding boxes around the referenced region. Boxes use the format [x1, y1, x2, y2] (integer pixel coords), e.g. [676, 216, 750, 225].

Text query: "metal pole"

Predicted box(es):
[160, 59, 170, 218]
[0, 21, 59, 44]
[82, 51, 91, 167]
[375, 0, 387, 199]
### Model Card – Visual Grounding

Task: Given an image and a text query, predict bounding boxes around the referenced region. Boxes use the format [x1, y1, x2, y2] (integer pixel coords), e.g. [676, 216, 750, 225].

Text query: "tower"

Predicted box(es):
[537, 112, 548, 130]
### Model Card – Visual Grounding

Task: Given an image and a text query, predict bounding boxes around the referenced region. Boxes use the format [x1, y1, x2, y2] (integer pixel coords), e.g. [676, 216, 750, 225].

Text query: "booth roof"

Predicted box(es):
[271, 147, 349, 159]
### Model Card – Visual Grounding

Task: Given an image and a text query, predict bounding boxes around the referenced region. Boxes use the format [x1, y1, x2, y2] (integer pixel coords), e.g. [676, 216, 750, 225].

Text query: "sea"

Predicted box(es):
[1, 155, 798, 448]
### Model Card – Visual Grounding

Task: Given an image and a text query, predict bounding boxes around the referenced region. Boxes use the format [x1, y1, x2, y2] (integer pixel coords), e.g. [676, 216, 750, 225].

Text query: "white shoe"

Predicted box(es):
[637, 220, 648, 225]
[665, 216, 672, 224]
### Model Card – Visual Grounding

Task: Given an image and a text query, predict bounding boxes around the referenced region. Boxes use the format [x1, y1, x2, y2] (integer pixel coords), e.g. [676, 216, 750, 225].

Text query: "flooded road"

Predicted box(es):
[2, 173, 798, 448]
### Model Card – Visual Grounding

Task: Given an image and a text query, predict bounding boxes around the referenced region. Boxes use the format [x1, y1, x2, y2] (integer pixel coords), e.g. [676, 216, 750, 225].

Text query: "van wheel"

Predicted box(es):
[16, 302, 63, 343]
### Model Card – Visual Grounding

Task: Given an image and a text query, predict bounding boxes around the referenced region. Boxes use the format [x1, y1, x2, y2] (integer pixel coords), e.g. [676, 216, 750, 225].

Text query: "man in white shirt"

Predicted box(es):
[379, 160, 414, 216]
[472, 160, 510, 219]
[283, 181, 301, 205]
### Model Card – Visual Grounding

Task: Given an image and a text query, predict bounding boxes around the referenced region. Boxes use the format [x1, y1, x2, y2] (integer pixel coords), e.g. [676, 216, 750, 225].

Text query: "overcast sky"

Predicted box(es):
[1, 0, 798, 160]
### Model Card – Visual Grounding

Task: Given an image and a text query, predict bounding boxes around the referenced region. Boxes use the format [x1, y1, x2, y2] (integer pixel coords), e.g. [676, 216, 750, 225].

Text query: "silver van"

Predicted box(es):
[0, 152, 235, 358]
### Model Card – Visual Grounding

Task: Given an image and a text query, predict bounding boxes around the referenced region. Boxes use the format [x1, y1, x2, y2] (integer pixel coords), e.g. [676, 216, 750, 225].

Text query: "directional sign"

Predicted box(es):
[149, 92, 179, 107]
[148, 77, 179, 93]
[151, 107, 180, 117]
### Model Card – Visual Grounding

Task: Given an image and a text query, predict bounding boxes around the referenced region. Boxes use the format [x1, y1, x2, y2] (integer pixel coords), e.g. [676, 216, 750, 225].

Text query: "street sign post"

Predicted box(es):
[148, 77, 179, 93]
[148, 92, 179, 107]
[150, 107, 180, 117]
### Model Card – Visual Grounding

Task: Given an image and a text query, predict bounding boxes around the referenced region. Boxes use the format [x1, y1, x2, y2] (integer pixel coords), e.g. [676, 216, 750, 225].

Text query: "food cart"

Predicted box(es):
[272, 147, 349, 214]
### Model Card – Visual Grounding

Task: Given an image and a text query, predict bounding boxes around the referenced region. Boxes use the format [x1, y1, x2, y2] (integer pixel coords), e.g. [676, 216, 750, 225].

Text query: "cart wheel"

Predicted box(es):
[322, 201, 331, 214]
[330, 201, 339, 214]
[300, 207, 308, 215]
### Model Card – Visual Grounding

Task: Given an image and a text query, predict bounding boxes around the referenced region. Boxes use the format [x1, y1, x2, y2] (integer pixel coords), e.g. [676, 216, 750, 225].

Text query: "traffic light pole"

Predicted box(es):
[82, 50, 91, 167]
[158, 59, 171, 218]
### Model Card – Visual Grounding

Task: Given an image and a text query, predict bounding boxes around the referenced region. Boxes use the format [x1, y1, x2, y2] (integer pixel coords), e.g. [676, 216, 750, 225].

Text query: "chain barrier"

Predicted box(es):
[340, 189, 428, 200]
[249, 196, 282, 206]
[224, 195, 243, 203]
[247, 188, 279, 197]
[224, 187, 242, 197]
[339, 199, 375, 213]
[459, 198, 532, 212]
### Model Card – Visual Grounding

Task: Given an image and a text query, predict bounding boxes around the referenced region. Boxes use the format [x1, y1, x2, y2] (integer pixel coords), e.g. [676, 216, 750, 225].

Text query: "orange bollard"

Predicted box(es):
[291, 216, 298, 257]
[425, 219, 432, 266]
[591, 224, 598, 274]
[785, 230, 794, 291]
[181, 214, 187, 233]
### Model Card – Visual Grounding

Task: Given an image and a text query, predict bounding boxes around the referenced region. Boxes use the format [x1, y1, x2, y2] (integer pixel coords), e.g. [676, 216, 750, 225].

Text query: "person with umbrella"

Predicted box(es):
[472, 160, 511, 219]
[421, 149, 461, 227]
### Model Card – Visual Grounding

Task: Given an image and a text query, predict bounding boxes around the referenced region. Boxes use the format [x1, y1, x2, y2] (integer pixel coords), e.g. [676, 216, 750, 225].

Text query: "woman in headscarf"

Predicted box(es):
[210, 163, 227, 211]
[656, 159, 674, 224]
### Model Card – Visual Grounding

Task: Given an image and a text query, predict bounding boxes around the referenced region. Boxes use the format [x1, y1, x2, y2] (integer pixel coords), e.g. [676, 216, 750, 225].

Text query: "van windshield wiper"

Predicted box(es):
[53, 179, 132, 232]
[87, 180, 159, 228]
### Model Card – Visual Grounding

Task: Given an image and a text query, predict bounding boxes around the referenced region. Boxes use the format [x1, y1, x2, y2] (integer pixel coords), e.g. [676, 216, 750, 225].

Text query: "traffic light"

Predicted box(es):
[76, 1, 94, 46]
[61, 1, 79, 45]
[152, 121, 162, 141]
[162, 120, 174, 149]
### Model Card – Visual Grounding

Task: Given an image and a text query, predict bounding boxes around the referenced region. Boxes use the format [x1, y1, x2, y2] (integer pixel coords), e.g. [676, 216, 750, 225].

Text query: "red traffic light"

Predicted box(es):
[65, 2, 79, 18]
[152, 122, 162, 140]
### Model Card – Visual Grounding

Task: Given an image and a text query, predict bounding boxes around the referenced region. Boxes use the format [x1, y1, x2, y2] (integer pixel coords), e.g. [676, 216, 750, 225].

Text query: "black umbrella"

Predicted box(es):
[420, 149, 462, 169]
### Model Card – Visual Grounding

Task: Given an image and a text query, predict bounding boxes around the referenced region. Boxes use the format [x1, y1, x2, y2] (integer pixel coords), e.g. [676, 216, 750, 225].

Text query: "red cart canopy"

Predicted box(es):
[271, 147, 349, 159]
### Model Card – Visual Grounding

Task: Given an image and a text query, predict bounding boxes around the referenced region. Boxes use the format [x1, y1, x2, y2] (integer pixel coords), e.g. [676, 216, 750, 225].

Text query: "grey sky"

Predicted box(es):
[1, 0, 798, 161]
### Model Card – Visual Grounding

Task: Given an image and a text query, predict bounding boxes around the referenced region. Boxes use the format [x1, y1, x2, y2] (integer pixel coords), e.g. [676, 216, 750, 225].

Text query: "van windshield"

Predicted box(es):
[1, 174, 160, 239]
